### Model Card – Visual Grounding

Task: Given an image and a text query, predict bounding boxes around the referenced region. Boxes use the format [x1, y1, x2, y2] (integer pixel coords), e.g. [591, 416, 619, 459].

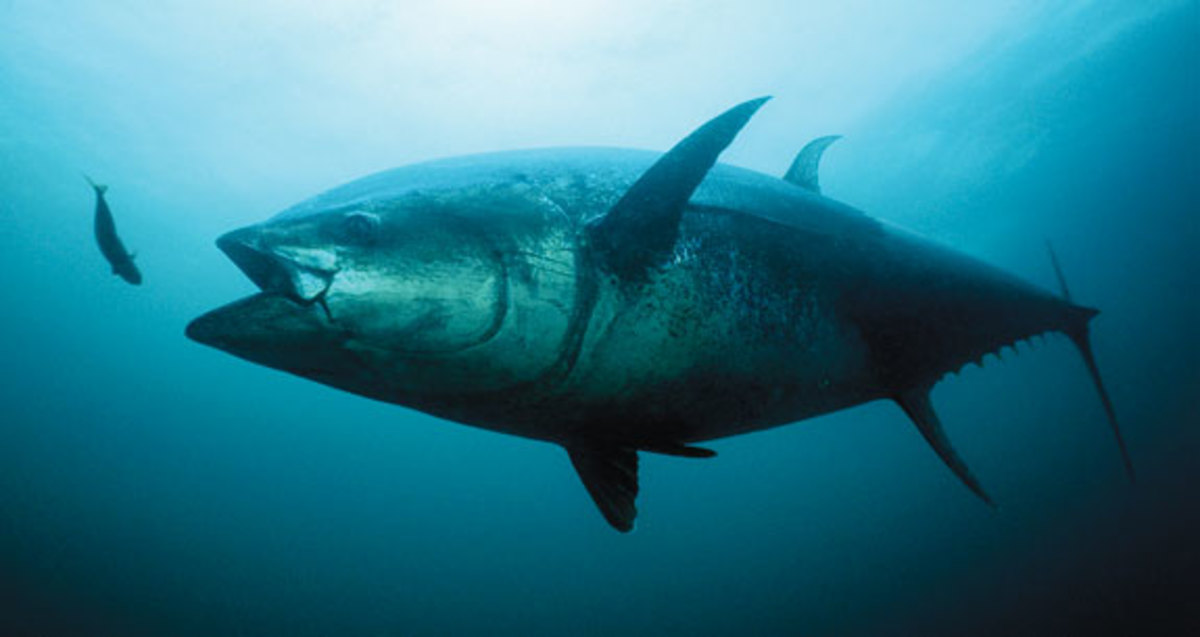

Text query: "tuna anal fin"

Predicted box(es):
[1065, 323, 1135, 482]
[588, 97, 770, 280]
[783, 135, 841, 193]
[566, 444, 639, 532]
[895, 388, 994, 506]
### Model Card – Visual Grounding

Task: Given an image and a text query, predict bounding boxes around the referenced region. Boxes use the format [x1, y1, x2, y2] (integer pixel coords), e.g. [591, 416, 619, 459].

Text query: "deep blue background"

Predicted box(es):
[1, 2, 1196, 635]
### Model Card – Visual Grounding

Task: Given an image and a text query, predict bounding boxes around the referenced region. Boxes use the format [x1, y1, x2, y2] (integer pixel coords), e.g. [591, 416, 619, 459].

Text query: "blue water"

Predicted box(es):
[2, 2, 1196, 635]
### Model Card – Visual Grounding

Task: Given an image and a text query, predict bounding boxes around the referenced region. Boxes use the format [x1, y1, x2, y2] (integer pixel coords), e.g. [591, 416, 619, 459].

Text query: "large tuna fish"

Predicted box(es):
[187, 98, 1131, 531]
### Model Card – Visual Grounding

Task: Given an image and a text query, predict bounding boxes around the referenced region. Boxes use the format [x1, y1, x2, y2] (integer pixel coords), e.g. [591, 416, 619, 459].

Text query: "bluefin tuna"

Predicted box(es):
[186, 98, 1132, 531]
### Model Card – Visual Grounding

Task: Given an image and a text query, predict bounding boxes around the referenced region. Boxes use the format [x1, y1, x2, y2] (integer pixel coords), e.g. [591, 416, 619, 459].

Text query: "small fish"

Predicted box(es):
[86, 177, 142, 285]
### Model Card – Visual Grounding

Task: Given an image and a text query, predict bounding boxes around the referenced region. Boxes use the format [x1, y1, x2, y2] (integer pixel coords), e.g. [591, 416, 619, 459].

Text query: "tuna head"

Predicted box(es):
[186, 183, 578, 409]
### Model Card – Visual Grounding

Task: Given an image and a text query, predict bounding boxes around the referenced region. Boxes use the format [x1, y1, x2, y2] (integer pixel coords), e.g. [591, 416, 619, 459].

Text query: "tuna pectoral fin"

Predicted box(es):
[1065, 323, 1135, 482]
[587, 97, 770, 280]
[566, 445, 639, 532]
[895, 388, 994, 506]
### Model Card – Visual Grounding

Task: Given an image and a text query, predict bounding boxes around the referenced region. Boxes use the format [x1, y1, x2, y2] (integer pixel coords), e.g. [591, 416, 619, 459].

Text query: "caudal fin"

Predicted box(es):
[1064, 322, 1134, 482]
[1046, 242, 1134, 482]
[83, 174, 108, 195]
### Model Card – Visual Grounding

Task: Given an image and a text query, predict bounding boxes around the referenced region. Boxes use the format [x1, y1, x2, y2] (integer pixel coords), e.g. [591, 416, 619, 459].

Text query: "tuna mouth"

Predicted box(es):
[216, 227, 336, 307]
[184, 292, 347, 374]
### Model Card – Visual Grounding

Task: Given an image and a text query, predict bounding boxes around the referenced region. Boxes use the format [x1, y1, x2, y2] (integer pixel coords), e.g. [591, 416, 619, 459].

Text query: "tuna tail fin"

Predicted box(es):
[1046, 240, 1072, 302]
[83, 174, 108, 195]
[1064, 322, 1134, 482]
[1046, 242, 1134, 482]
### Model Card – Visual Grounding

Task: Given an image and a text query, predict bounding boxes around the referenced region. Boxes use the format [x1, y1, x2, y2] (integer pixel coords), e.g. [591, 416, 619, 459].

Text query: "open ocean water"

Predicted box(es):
[1, 1, 1196, 635]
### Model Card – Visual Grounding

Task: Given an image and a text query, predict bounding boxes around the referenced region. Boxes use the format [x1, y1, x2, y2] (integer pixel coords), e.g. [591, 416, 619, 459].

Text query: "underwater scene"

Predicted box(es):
[1, 1, 1197, 635]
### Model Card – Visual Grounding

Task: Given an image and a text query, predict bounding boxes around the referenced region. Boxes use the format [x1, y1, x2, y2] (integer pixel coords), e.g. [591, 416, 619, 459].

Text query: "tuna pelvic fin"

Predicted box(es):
[895, 387, 994, 506]
[588, 97, 771, 280]
[567, 445, 640, 532]
[783, 135, 841, 193]
[566, 440, 716, 531]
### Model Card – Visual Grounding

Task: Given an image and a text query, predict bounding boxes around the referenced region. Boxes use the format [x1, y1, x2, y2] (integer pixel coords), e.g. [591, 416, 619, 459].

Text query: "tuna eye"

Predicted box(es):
[341, 213, 380, 244]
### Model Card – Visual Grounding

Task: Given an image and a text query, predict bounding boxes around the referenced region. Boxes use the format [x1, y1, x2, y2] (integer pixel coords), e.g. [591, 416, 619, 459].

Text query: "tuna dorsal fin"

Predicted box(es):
[566, 444, 639, 532]
[783, 135, 841, 193]
[895, 387, 994, 506]
[587, 97, 771, 280]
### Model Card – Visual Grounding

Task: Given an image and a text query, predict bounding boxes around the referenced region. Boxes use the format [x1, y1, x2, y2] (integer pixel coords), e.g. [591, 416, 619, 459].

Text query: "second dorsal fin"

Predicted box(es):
[783, 135, 841, 193]
[895, 387, 994, 506]
[587, 97, 770, 280]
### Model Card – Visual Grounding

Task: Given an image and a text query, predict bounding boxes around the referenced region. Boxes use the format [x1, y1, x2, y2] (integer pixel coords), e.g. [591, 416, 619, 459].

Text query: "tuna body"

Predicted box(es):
[188, 100, 1126, 531]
